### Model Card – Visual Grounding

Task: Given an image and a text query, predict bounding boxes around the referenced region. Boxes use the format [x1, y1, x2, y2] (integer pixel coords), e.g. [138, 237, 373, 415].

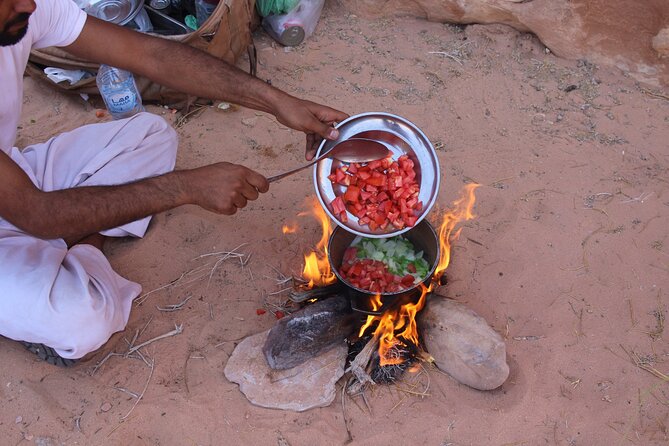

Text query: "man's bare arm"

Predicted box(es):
[0, 151, 268, 240]
[64, 17, 348, 159]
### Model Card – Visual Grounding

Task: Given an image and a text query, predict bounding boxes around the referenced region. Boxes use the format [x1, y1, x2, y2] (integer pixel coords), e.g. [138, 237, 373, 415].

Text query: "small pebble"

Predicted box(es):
[241, 117, 256, 127]
[100, 402, 112, 412]
[15, 415, 22, 423]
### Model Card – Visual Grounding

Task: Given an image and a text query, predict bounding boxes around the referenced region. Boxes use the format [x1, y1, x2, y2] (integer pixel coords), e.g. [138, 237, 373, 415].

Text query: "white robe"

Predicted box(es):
[0, 112, 178, 359]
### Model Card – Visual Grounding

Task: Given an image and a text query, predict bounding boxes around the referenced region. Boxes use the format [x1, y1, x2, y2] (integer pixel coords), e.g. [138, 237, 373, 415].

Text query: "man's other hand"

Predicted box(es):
[180, 162, 269, 215]
[273, 97, 349, 161]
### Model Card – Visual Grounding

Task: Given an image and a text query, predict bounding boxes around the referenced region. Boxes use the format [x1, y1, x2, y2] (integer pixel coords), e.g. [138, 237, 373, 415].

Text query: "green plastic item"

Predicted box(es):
[185, 14, 198, 31]
[256, 0, 300, 17]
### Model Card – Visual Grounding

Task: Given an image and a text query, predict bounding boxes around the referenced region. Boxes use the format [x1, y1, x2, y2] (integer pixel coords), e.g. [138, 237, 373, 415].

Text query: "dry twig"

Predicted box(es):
[127, 324, 183, 355]
[121, 357, 155, 420]
[156, 294, 192, 312]
[620, 345, 669, 382]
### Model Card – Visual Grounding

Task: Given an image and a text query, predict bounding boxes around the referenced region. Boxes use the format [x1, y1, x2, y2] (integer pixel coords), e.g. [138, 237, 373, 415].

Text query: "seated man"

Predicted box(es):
[0, 0, 348, 365]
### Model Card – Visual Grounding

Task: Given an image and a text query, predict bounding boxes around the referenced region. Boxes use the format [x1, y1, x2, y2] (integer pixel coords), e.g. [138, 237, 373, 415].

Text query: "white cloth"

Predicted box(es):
[1, 0, 87, 153]
[0, 113, 178, 359]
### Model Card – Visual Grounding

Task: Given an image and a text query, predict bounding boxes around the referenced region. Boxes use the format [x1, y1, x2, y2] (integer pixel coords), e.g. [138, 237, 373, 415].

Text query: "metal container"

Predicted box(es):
[149, 0, 170, 10]
[328, 219, 440, 315]
[144, 5, 189, 35]
[314, 112, 441, 238]
[81, 0, 145, 25]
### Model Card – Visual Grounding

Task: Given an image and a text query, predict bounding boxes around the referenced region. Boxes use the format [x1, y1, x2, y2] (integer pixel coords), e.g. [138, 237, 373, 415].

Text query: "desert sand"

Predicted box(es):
[2, 2, 668, 445]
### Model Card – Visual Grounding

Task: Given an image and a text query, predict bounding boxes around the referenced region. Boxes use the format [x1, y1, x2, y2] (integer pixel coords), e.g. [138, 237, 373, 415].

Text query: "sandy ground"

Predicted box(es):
[2, 2, 669, 445]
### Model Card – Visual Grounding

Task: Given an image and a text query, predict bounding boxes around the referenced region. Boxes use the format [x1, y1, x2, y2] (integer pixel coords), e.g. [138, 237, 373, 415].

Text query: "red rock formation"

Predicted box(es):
[338, 0, 669, 86]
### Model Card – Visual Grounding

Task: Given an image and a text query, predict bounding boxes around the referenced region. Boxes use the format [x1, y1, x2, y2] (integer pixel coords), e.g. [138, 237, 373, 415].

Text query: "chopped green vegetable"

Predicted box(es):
[351, 235, 430, 283]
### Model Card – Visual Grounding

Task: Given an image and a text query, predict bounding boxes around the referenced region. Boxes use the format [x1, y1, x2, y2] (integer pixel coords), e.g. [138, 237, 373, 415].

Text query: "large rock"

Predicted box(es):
[418, 297, 509, 390]
[224, 330, 347, 411]
[338, 0, 669, 86]
[263, 294, 355, 370]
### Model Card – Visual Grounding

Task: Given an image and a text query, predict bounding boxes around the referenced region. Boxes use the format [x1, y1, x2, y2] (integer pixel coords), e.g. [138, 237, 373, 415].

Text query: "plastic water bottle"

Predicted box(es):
[195, 0, 219, 26]
[96, 65, 145, 120]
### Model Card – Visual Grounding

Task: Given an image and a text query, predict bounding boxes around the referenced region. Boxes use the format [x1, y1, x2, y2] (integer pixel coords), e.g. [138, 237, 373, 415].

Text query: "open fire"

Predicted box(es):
[288, 184, 479, 378]
[283, 202, 337, 288]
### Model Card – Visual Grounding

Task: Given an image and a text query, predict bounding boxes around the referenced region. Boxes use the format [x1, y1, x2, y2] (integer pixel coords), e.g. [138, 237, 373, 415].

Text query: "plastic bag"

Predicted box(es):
[261, 0, 325, 46]
[44, 67, 92, 85]
[256, 0, 299, 17]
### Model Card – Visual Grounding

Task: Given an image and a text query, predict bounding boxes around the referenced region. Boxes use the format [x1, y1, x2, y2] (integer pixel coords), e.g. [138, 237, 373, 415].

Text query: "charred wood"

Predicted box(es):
[263, 294, 355, 370]
[288, 282, 343, 303]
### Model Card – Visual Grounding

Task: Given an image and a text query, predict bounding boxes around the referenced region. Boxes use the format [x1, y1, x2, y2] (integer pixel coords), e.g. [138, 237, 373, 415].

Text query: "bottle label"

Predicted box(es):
[107, 91, 137, 114]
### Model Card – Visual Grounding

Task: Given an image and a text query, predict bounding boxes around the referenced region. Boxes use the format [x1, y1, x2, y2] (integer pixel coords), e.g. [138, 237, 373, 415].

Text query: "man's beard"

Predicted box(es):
[0, 13, 31, 47]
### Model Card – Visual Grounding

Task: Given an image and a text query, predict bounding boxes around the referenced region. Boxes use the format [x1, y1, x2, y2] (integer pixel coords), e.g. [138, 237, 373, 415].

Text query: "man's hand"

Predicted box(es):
[179, 162, 269, 215]
[272, 97, 349, 160]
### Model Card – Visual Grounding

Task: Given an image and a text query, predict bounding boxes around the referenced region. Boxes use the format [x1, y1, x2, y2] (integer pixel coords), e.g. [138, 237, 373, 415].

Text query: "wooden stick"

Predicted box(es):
[346, 337, 379, 394]
[288, 283, 342, 303]
[127, 324, 183, 355]
[121, 358, 155, 420]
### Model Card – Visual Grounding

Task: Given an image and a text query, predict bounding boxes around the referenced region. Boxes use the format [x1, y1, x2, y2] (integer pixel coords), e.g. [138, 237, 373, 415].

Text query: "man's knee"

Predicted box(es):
[49, 310, 119, 359]
[132, 112, 179, 171]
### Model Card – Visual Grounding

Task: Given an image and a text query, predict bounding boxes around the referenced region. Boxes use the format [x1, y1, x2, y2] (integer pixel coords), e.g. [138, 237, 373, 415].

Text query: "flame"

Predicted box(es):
[282, 224, 298, 234]
[358, 294, 383, 337]
[433, 183, 480, 282]
[370, 293, 383, 311]
[358, 184, 480, 367]
[360, 284, 429, 366]
[300, 198, 336, 288]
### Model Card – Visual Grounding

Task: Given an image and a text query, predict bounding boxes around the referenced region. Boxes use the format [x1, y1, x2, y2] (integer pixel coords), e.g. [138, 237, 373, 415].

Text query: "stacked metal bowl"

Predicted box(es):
[79, 0, 145, 25]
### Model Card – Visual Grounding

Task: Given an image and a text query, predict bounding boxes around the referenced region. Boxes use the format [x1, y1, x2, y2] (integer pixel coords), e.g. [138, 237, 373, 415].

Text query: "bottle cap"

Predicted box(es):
[279, 26, 305, 47]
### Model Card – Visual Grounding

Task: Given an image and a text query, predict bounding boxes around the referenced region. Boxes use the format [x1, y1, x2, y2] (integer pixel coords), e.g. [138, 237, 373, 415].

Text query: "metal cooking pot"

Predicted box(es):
[328, 219, 440, 315]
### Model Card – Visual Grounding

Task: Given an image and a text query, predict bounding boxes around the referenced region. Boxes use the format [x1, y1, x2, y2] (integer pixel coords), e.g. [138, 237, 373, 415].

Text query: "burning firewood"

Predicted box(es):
[287, 281, 343, 303]
[345, 336, 379, 394]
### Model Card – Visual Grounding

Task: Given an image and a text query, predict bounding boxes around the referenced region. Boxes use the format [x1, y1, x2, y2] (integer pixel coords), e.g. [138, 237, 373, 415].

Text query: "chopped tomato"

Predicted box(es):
[340, 257, 417, 293]
[331, 196, 346, 215]
[401, 274, 416, 287]
[328, 155, 422, 231]
[343, 185, 361, 203]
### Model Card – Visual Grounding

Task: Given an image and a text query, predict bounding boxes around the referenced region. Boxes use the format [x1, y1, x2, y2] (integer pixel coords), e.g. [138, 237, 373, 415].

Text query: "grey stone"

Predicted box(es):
[263, 294, 355, 370]
[224, 330, 347, 412]
[419, 297, 509, 390]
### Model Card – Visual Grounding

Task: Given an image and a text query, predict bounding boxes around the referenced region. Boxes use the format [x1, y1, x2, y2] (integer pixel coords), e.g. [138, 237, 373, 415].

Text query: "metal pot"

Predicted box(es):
[328, 219, 440, 315]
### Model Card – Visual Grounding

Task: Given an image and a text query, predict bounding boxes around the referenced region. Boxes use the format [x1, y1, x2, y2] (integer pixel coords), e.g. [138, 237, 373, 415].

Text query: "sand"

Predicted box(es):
[2, 2, 668, 445]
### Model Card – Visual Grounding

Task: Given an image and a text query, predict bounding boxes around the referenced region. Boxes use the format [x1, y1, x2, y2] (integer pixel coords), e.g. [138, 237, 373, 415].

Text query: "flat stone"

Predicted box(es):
[263, 294, 355, 370]
[418, 297, 509, 390]
[224, 330, 347, 411]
